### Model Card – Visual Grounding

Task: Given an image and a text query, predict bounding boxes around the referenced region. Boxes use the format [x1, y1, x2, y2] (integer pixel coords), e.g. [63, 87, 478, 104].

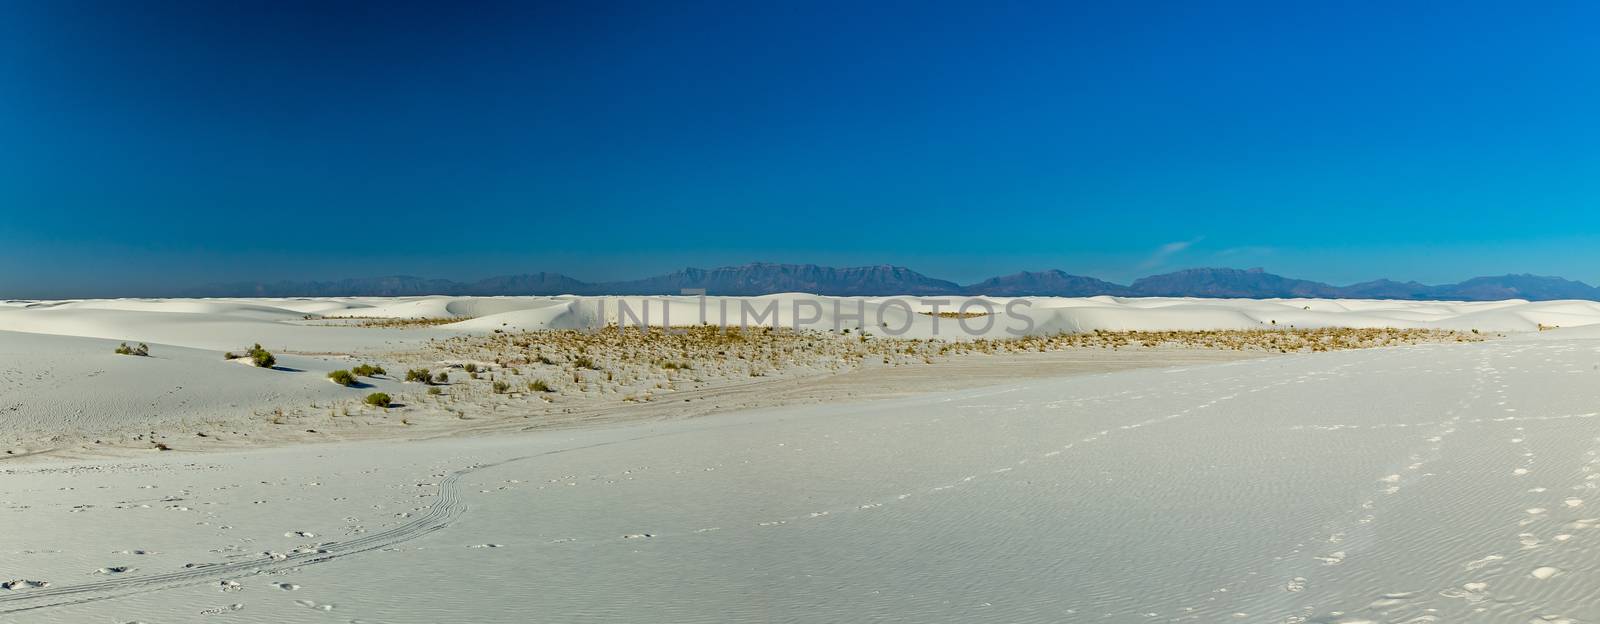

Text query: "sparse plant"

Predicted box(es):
[405, 368, 432, 383]
[114, 342, 150, 356]
[434, 371, 449, 384]
[463, 363, 478, 373]
[572, 355, 599, 370]
[364, 392, 391, 407]
[247, 343, 275, 368]
[492, 380, 510, 394]
[327, 370, 357, 386]
[427, 386, 442, 395]
[352, 363, 386, 377]
[223, 351, 237, 360]
[528, 379, 552, 393]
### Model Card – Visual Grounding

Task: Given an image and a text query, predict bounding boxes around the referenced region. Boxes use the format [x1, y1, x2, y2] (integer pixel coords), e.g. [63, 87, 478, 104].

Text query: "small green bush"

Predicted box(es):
[223, 351, 237, 360]
[115, 342, 150, 356]
[405, 368, 432, 383]
[352, 363, 386, 377]
[327, 370, 356, 386]
[572, 356, 599, 370]
[434, 371, 449, 384]
[426, 386, 442, 395]
[492, 380, 510, 394]
[463, 363, 478, 373]
[528, 379, 552, 393]
[364, 392, 391, 407]
[247, 344, 275, 368]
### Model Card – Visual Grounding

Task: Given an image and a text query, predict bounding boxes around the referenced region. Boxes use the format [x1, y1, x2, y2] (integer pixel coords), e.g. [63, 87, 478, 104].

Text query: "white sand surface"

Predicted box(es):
[0, 295, 1489, 457]
[5, 296, 1597, 348]
[4, 328, 1600, 622]
[5, 296, 1600, 622]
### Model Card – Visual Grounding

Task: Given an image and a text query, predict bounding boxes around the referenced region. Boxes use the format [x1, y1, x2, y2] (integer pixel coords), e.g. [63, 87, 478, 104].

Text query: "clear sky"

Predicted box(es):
[5, 1, 1600, 297]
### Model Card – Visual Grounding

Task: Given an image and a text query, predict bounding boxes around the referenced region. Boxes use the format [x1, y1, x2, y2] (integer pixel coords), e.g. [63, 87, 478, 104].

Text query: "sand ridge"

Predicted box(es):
[0, 295, 1494, 459]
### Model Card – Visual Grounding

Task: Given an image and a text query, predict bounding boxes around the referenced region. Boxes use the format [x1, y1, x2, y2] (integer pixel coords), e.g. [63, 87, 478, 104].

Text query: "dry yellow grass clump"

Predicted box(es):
[377, 325, 1484, 407]
[919, 311, 991, 319]
[224, 325, 1490, 447]
[992, 327, 1486, 354]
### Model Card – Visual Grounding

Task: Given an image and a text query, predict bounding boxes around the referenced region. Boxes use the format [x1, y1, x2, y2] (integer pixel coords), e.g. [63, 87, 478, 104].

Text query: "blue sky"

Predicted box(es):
[5, 1, 1600, 297]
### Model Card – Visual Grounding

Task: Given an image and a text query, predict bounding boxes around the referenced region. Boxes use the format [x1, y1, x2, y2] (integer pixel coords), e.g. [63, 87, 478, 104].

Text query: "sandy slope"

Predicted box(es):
[5, 330, 1600, 622]
[0, 295, 1484, 457]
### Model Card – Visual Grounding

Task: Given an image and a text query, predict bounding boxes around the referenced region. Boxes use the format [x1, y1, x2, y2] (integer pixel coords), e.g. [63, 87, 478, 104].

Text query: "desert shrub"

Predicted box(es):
[426, 386, 442, 395]
[115, 342, 149, 356]
[352, 363, 386, 377]
[405, 368, 432, 383]
[327, 370, 356, 386]
[572, 355, 599, 370]
[528, 379, 552, 393]
[492, 380, 510, 394]
[463, 363, 478, 373]
[536, 354, 556, 365]
[248, 344, 275, 368]
[434, 371, 449, 384]
[223, 352, 237, 360]
[364, 392, 391, 407]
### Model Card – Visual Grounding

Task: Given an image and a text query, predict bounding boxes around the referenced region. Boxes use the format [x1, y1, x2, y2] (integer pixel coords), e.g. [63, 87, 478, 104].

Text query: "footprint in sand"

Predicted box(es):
[284, 531, 316, 538]
[218, 580, 242, 592]
[1368, 591, 1420, 608]
[1, 580, 49, 590]
[94, 566, 134, 574]
[1440, 581, 1491, 603]
[276, 583, 300, 591]
[1313, 551, 1346, 566]
[294, 599, 334, 611]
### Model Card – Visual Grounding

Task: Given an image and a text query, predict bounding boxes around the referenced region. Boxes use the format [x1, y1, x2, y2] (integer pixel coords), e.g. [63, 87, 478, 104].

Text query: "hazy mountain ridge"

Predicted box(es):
[174, 264, 1600, 301]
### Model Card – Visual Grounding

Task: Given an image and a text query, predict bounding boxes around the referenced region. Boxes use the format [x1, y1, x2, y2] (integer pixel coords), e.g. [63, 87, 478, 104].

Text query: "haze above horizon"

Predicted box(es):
[6, 1, 1600, 298]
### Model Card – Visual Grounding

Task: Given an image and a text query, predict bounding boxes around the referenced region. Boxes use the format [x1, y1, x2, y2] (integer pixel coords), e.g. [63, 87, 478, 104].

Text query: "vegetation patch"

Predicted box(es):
[114, 342, 150, 357]
[247, 344, 276, 368]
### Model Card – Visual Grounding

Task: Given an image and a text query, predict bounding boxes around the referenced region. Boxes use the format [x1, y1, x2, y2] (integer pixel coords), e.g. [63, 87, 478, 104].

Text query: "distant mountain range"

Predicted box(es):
[177, 264, 1600, 302]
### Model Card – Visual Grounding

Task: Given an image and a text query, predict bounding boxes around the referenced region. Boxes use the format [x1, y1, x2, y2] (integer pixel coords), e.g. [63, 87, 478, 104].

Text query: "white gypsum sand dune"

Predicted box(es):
[2, 331, 1600, 622]
[0, 295, 1501, 455]
[3, 295, 1600, 622]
